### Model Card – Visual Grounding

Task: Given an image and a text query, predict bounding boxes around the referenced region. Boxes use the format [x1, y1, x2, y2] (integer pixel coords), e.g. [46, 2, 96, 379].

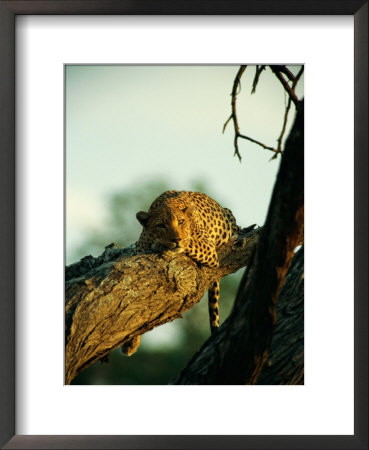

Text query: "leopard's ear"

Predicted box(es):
[182, 203, 195, 214]
[136, 211, 149, 226]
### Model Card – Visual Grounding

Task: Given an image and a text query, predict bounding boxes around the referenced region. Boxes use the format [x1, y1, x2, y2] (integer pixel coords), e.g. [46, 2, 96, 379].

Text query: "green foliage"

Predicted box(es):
[69, 179, 243, 384]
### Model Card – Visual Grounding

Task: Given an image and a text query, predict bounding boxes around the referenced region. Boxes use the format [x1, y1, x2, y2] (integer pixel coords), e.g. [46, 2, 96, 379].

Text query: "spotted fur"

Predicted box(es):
[136, 190, 240, 334]
[121, 191, 240, 356]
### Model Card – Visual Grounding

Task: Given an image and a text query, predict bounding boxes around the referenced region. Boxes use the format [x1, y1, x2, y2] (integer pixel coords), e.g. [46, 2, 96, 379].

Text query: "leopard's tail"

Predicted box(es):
[208, 280, 220, 334]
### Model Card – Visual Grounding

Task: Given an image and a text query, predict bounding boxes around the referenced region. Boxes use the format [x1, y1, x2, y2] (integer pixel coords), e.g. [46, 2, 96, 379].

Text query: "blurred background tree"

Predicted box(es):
[70, 178, 243, 385]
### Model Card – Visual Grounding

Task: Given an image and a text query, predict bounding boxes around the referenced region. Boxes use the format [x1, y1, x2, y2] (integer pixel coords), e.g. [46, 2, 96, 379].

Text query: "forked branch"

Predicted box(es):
[223, 64, 303, 161]
[270, 66, 300, 106]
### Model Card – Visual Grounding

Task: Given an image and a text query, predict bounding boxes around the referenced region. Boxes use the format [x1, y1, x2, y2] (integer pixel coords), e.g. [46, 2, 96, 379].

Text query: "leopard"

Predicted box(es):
[121, 190, 240, 356]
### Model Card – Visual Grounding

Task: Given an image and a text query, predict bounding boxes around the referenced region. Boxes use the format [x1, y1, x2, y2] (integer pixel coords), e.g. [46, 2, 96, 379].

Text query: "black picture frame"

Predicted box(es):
[0, 1, 367, 449]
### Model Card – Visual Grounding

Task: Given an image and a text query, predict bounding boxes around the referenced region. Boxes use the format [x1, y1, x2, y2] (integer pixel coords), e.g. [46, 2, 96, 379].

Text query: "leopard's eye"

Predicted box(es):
[155, 223, 166, 229]
[178, 219, 185, 226]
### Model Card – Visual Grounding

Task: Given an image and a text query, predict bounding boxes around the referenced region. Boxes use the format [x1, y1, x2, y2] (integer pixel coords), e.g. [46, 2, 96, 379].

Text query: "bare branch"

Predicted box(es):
[224, 65, 303, 161]
[222, 114, 232, 133]
[276, 96, 293, 155]
[228, 65, 247, 160]
[251, 65, 266, 94]
[223, 65, 282, 159]
[239, 133, 282, 155]
[294, 65, 304, 85]
[270, 66, 300, 106]
[272, 65, 296, 82]
[274, 64, 304, 157]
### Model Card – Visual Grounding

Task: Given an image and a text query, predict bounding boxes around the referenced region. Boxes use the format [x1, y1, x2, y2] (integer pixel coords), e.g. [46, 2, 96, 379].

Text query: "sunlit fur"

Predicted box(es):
[135, 190, 240, 338]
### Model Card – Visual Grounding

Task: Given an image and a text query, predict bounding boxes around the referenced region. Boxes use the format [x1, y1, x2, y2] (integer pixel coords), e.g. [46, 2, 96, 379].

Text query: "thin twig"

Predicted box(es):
[230, 65, 247, 160]
[270, 66, 299, 106]
[222, 65, 246, 161]
[251, 65, 266, 94]
[294, 65, 304, 85]
[275, 96, 292, 156]
[222, 115, 232, 133]
[239, 133, 282, 155]
[222, 64, 246, 135]
[273, 64, 304, 158]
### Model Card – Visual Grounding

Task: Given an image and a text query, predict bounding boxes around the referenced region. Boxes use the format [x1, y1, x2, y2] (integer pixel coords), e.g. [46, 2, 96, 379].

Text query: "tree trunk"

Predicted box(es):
[172, 100, 304, 384]
[257, 246, 304, 385]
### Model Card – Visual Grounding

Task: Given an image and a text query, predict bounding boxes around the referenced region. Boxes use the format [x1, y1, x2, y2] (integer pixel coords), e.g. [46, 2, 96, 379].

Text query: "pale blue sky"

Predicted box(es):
[66, 65, 303, 263]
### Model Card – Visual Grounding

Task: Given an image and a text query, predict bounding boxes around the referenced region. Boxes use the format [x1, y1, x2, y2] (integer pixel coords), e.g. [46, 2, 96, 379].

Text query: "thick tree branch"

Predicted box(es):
[65, 225, 260, 385]
[172, 100, 304, 384]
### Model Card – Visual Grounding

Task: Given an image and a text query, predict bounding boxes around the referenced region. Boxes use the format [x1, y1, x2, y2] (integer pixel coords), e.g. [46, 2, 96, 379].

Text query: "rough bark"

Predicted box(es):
[65, 225, 259, 385]
[257, 246, 304, 385]
[172, 246, 304, 385]
[172, 100, 304, 385]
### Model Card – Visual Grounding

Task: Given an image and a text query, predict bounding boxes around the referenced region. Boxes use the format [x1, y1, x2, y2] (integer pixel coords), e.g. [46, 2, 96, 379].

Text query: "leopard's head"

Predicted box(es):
[136, 204, 194, 252]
